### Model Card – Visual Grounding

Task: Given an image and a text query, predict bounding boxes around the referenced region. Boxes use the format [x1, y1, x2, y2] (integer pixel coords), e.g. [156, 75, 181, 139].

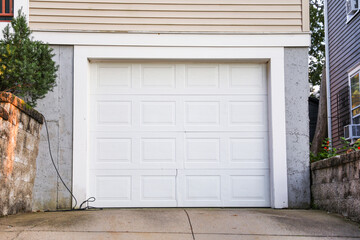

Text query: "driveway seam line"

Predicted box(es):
[184, 209, 196, 240]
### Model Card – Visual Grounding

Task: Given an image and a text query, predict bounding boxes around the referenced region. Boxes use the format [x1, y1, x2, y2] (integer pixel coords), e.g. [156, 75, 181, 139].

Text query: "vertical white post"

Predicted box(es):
[268, 48, 288, 208]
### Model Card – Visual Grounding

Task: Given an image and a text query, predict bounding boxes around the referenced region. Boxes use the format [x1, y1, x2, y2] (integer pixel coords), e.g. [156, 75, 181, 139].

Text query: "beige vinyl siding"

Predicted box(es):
[29, 0, 308, 33]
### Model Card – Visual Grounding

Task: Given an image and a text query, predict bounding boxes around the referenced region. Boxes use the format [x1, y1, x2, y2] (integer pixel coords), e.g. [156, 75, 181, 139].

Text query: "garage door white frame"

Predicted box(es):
[72, 45, 288, 209]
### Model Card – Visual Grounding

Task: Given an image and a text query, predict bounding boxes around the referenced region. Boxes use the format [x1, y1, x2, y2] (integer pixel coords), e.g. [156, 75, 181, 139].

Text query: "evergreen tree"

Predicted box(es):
[0, 10, 58, 107]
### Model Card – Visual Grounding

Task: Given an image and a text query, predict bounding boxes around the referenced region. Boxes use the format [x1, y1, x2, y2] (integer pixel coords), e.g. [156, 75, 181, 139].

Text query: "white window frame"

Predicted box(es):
[346, 0, 360, 23]
[0, 0, 28, 32]
[348, 64, 360, 124]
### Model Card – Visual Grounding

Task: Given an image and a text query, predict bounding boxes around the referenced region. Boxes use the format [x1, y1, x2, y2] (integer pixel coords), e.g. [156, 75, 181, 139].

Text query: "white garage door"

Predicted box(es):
[88, 61, 270, 207]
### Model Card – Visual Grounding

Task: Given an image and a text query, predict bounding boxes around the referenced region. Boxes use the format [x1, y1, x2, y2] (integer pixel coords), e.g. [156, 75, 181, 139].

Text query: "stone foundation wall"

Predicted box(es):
[0, 92, 43, 216]
[311, 151, 360, 222]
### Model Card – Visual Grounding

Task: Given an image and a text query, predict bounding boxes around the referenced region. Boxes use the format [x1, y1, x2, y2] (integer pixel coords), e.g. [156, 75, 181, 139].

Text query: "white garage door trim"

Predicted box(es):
[73, 45, 288, 208]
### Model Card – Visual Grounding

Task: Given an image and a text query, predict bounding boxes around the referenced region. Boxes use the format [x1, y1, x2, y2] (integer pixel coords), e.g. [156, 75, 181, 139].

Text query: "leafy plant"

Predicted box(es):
[310, 138, 337, 162]
[340, 137, 360, 152]
[0, 10, 58, 107]
[310, 137, 360, 162]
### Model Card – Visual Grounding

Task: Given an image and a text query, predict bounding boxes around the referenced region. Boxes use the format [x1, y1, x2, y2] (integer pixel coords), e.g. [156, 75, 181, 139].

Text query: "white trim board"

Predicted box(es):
[32, 32, 310, 47]
[73, 46, 288, 209]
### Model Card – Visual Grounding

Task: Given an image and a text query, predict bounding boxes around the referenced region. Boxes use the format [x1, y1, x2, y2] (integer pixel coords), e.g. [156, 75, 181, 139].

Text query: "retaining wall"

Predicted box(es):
[0, 92, 43, 216]
[311, 151, 360, 222]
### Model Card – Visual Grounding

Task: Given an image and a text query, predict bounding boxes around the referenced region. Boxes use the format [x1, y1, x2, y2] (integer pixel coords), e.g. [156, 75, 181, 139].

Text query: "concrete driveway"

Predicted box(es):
[0, 208, 360, 240]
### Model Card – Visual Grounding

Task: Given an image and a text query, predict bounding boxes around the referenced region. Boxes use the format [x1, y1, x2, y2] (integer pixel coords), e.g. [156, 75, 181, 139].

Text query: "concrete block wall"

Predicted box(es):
[0, 93, 43, 216]
[32, 46, 74, 211]
[311, 151, 360, 223]
[284, 47, 311, 208]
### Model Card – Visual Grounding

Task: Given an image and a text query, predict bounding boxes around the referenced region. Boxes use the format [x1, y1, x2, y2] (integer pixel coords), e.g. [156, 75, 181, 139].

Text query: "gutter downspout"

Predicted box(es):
[324, 0, 332, 143]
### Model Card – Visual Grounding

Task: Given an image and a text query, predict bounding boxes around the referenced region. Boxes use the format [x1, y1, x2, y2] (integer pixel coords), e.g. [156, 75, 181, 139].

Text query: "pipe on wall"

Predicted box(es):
[324, 0, 332, 143]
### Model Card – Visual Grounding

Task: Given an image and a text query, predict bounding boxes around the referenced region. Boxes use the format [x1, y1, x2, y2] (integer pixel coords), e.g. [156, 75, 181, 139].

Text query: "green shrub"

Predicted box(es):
[0, 10, 58, 107]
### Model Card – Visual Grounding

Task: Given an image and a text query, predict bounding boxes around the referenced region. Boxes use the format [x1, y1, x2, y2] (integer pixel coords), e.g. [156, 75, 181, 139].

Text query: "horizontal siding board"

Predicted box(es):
[31, 0, 302, 4]
[328, 16, 347, 39]
[329, 38, 360, 76]
[328, 13, 347, 31]
[329, 23, 356, 46]
[29, 22, 302, 32]
[29, 0, 305, 32]
[329, 22, 359, 47]
[329, 49, 360, 71]
[30, 9, 302, 19]
[328, 9, 347, 37]
[328, 9, 355, 43]
[29, 2, 302, 12]
[30, 16, 302, 25]
[330, 48, 360, 78]
[330, 82, 349, 95]
[330, 53, 360, 74]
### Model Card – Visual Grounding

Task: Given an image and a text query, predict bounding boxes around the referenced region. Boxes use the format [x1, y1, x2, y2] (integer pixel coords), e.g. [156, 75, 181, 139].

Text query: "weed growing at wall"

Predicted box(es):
[310, 137, 360, 162]
[310, 138, 337, 162]
[0, 10, 58, 107]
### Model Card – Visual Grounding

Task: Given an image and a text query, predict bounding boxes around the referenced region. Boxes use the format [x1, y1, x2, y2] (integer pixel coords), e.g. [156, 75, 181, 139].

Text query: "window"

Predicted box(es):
[344, 65, 360, 140]
[346, 0, 360, 23]
[349, 69, 360, 124]
[0, 0, 13, 22]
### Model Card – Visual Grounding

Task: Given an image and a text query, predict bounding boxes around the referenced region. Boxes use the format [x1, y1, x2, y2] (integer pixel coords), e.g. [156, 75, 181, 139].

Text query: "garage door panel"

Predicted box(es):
[185, 64, 220, 88]
[89, 132, 184, 170]
[229, 64, 266, 89]
[185, 138, 222, 169]
[229, 137, 269, 169]
[178, 173, 223, 207]
[95, 175, 132, 201]
[89, 171, 134, 207]
[90, 62, 267, 95]
[95, 138, 132, 163]
[224, 172, 271, 207]
[178, 170, 270, 207]
[183, 95, 268, 132]
[91, 96, 268, 132]
[184, 132, 268, 169]
[91, 89, 267, 96]
[89, 170, 178, 207]
[140, 175, 176, 202]
[185, 101, 220, 126]
[88, 61, 270, 207]
[90, 95, 183, 132]
[141, 101, 177, 126]
[141, 138, 177, 163]
[96, 100, 132, 126]
[141, 64, 176, 88]
[228, 101, 267, 127]
[95, 63, 133, 90]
